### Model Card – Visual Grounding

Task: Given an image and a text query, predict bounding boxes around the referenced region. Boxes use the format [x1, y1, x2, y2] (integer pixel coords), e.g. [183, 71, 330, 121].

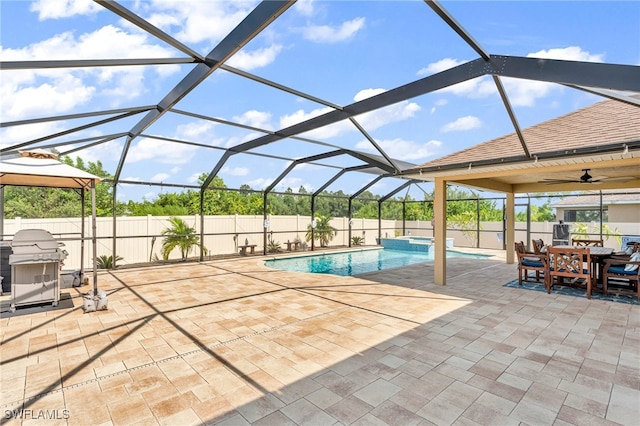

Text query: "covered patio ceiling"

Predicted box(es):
[1, 1, 639, 201]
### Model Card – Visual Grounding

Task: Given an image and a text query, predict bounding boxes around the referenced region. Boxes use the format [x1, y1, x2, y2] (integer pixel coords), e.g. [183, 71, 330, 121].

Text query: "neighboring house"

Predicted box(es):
[551, 190, 640, 223]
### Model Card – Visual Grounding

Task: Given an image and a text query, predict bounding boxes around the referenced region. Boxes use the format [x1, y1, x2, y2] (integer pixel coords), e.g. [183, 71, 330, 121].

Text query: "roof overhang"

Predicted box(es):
[401, 151, 640, 194]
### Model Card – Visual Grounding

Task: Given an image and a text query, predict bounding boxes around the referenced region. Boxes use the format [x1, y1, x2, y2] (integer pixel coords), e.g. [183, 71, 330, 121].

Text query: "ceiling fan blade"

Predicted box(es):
[540, 179, 579, 184]
[603, 176, 635, 182]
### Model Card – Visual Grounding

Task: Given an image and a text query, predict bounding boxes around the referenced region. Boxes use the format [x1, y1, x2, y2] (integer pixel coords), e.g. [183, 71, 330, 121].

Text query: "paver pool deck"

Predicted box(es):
[1, 248, 639, 425]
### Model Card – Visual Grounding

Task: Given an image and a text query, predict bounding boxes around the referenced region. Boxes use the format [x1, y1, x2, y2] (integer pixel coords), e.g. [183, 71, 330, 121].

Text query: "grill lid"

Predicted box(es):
[11, 229, 63, 254]
[9, 252, 64, 265]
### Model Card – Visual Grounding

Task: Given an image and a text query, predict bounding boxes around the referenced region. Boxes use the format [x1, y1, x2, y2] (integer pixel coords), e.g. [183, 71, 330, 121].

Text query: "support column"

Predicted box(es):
[263, 192, 268, 255]
[112, 185, 117, 269]
[80, 190, 85, 282]
[506, 192, 515, 264]
[0, 186, 4, 240]
[199, 190, 205, 261]
[434, 177, 447, 285]
[91, 181, 98, 294]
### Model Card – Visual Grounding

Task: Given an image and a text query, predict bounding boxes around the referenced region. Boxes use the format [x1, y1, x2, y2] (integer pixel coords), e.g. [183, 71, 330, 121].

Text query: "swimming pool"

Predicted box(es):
[265, 248, 492, 276]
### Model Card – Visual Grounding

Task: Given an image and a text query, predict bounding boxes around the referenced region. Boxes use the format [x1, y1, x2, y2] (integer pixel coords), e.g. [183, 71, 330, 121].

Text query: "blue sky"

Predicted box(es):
[1, 1, 639, 202]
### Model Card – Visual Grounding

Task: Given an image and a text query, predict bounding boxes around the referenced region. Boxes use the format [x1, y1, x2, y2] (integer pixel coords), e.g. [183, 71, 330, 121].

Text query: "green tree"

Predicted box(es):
[515, 202, 556, 222]
[160, 217, 207, 261]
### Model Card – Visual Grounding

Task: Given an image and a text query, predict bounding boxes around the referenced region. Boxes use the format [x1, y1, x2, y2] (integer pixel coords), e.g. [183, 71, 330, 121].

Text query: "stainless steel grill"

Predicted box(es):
[9, 229, 66, 312]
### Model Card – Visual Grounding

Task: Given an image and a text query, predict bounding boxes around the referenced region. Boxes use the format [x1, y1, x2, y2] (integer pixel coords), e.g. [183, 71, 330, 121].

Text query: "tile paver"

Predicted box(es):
[1, 248, 639, 425]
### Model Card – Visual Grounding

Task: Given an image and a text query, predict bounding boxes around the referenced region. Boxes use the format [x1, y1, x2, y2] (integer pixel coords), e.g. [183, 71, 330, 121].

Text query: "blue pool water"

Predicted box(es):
[265, 248, 492, 276]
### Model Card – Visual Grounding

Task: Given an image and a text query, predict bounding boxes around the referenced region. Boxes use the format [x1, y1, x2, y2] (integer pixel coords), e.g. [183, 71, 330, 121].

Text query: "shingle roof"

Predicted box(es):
[551, 190, 640, 207]
[416, 100, 640, 169]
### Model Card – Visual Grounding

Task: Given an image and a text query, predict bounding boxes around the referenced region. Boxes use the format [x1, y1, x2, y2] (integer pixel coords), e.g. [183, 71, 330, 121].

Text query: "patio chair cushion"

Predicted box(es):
[625, 252, 640, 271]
[522, 258, 544, 267]
[609, 265, 638, 276]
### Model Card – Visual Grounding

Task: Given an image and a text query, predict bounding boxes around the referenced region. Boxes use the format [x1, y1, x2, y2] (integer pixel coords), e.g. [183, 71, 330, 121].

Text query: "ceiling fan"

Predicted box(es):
[541, 169, 609, 185]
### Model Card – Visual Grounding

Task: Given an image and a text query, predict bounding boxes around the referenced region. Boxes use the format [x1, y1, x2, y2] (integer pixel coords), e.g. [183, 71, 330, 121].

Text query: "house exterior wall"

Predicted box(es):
[608, 204, 640, 222]
[555, 203, 640, 223]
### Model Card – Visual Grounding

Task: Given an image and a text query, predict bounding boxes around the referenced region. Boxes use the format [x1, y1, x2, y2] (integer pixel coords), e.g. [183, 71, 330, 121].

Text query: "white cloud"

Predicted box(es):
[281, 88, 420, 140]
[430, 99, 448, 114]
[280, 106, 334, 129]
[355, 138, 442, 161]
[527, 46, 604, 62]
[127, 137, 199, 164]
[498, 46, 606, 107]
[188, 173, 202, 183]
[221, 166, 250, 177]
[0, 25, 179, 118]
[357, 100, 421, 131]
[121, 176, 142, 183]
[175, 121, 217, 143]
[245, 177, 273, 190]
[441, 116, 482, 133]
[233, 110, 273, 130]
[222, 130, 267, 148]
[62, 139, 124, 164]
[151, 173, 171, 182]
[418, 47, 601, 107]
[30, 0, 101, 20]
[294, 163, 324, 172]
[500, 78, 557, 107]
[417, 58, 496, 99]
[0, 73, 95, 120]
[417, 58, 465, 76]
[444, 77, 496, 98]
[227, 44, 283, 70]
[301, 17, 365, 43]
[294, 0, 316, 17]
[145, 1, 255, 46]
[353, 88, 385, 102]
[0, 121, 66, 149]
[278, 177, 312, 192]
[100, 71, 146, 103]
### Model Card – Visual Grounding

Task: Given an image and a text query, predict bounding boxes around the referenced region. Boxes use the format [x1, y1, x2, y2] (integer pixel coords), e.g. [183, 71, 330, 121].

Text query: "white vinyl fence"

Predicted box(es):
[2, 215, 637, 270]
[2, 215, 393, 270]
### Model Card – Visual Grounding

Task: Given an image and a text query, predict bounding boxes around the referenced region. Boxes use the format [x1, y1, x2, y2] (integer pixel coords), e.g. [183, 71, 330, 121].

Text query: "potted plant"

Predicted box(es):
[267, 235, 282, 253]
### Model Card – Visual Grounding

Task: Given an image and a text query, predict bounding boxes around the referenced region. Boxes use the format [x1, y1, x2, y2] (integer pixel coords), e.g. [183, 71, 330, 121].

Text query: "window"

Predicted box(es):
[563, 209, 608, 222]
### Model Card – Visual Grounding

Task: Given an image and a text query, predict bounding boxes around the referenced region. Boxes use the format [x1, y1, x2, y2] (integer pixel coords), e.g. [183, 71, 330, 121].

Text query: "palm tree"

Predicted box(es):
[305, 213, 336, 248]
[161, 217, 207, 261]
[97, 254, 123, 269]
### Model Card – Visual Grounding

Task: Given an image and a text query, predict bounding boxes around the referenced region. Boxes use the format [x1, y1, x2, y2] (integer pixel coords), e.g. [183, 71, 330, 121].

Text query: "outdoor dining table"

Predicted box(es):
[554, 245, 615, 283]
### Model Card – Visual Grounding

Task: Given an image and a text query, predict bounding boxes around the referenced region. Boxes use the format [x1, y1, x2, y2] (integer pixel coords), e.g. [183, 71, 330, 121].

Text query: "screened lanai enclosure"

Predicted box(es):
[1, 1, 639, 278]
